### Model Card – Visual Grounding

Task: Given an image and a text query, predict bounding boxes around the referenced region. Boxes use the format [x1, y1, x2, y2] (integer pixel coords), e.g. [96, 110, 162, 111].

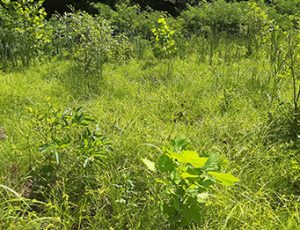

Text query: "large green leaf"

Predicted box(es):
[181, 196, 203, 226]
[169, 150, 208, 168]
[181, 172, 199, 179]
[208, 172, 239, 186]
[142, 158, 156, 172]
[204, 153, 222, 171]
[158, 154, 175, 173]
[170, 136, 190, 153]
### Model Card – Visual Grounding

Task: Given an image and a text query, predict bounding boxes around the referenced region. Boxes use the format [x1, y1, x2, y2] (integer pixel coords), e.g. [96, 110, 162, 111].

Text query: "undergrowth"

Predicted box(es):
[0, 0, 300, 229]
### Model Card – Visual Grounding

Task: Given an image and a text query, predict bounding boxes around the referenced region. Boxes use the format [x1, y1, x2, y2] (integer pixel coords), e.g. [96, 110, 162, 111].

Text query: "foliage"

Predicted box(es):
[50, 11, 132, 77]
[179, 0, 297, 39]
[151, 18, 177, 58]
[93, 2, 165, 39]
[0, 0, 300, 228]
[244, 1, 273, 55]
[287, 21, 300, 112]
[179, 0, 249, 37]
[1, 41, 300, 227]
[0, 0, 51, 68]
[143, 138, 239, 227]
[43, 0, 199, 16]
[274, 0, 300, 16]
[27, 104, 110, 201]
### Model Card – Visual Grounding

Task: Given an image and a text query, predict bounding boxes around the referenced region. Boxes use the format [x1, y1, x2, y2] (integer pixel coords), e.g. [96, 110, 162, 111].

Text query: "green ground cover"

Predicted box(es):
[0, 0, 300, 229]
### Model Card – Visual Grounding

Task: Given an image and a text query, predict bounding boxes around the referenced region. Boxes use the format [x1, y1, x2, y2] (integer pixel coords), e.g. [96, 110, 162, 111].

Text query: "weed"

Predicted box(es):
[143, 137, 239, 228]
[26, 104, 110, 205]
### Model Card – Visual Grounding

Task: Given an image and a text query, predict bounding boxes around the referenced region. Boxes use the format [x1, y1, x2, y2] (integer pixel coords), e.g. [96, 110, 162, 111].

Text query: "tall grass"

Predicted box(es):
[0, 0, 300, 229]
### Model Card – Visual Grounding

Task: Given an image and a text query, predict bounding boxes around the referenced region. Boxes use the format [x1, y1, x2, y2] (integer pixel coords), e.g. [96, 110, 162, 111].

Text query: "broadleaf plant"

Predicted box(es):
[27, 103, 111, 201]
[151, 17, 176, 58]
[142, 137, 239, 227]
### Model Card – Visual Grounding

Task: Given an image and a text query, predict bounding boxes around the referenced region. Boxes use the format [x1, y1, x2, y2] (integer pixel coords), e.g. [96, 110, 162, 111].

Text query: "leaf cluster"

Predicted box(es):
[143, 137, 239, 227]
[0, 0, 50, 67]
[50, 11, 133, 76]
[26, 104, 110, 201]
[151, 17, 177, 58]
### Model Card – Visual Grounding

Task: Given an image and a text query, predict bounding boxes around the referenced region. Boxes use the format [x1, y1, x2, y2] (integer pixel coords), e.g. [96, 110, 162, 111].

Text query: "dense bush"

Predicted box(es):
[0, 1, 133, 70]
[50, 10, 132, 76]
[179, 0, 298, 37]
[274, 0, 300, 16]
[0, 0, 51, 68]
[93, 2, 165, 39]
[179, 0, 248, 36]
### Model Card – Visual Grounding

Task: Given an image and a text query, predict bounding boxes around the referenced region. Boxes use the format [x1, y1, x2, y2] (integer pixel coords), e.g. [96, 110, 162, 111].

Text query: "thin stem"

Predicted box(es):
[289, 36, 298, 113]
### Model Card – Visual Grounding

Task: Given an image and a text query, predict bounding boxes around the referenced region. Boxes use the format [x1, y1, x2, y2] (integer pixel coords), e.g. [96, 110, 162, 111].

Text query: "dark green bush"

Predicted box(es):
[178, 0, 297, 37]
[274, 0, 300, 16]
[93, 2, 165, 39]
[179, 0, 249, 37]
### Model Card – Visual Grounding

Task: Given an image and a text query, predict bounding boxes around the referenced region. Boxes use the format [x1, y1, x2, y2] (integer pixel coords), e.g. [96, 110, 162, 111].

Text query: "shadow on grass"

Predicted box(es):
[265, 103, 300, 195]
[266, 103, 300, 149]
[42, 61, 104, 100]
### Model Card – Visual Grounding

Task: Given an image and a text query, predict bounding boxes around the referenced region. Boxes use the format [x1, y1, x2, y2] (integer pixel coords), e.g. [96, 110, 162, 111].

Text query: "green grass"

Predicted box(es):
[0, 51, 299, 229]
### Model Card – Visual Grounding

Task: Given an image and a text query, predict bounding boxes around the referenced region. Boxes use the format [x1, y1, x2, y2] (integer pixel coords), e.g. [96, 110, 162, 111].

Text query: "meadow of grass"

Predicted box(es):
[0, 47, 299, 228]
[1, 0, 300, 229]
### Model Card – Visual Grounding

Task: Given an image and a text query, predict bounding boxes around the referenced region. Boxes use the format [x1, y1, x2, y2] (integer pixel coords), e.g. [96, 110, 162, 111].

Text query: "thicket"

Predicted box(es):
[0, 0, 50, 67]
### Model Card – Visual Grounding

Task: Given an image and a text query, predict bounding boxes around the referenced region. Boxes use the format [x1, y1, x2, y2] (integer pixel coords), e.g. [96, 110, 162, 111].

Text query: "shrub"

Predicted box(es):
[151, 18, 177, 58]
[50, 11, 132, 77]
[92, 2, 165, 39]
[143, 137, 239, 227]
[0, 0, 51, 68]
[179, 0, 248, 37]
[178, 0, 291, 38]
[274, 0, 300, 16]
[27, 105, 110, 202]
